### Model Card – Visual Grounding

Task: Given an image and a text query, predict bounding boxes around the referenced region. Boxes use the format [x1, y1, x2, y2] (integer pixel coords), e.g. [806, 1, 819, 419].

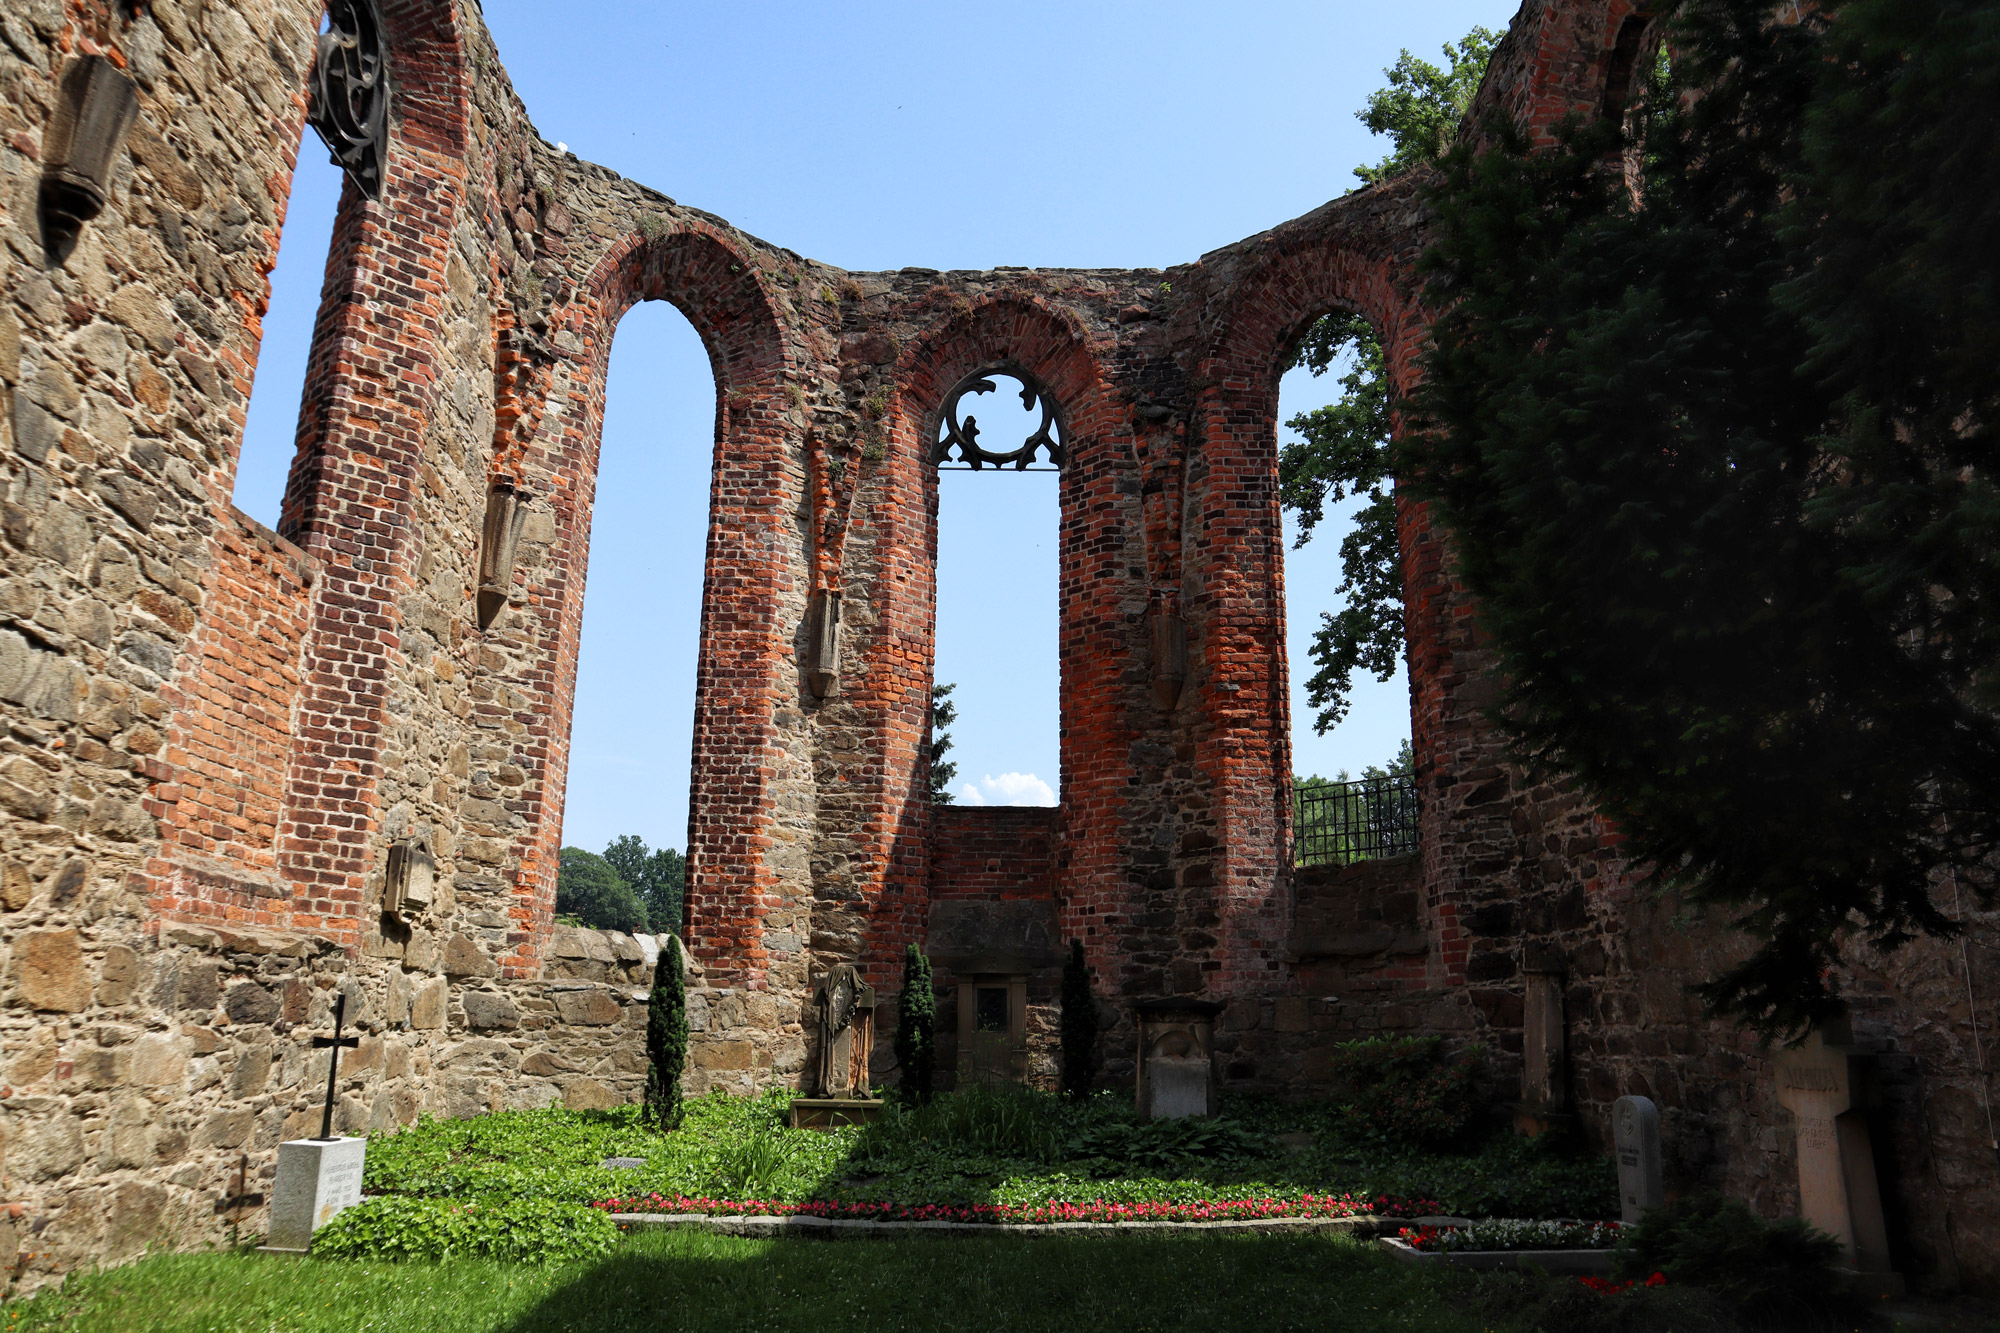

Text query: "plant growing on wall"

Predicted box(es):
[894, 944, 935, 1104]
[1060, 939, 1096, 1099]
[644, 936, 688, 1129]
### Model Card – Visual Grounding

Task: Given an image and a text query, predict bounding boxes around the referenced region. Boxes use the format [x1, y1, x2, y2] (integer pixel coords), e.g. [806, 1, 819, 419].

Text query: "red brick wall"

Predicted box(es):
[146, 511, 313, 925]
[929, 806, 1057, 902]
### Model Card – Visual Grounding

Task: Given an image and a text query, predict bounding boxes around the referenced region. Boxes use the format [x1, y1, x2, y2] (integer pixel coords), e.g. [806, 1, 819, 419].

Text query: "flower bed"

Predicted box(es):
[592, 1191, 1447, 1226]
[1398, 1219, 1620, 1252]
[1380, 1218, 1622, 1274]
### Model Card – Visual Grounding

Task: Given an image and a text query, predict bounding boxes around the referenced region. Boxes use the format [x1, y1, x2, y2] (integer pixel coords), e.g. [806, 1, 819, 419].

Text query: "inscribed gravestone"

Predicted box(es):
[1773, 1031, 1894, 1281]
[261, 1136, 365, 1251]
[1613, 1095, 1664, 1224]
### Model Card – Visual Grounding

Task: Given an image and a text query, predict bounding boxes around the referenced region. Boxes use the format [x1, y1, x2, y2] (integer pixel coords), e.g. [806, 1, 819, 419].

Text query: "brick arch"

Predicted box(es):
[1179, 233, 1426, 997]
[893, 296, 1111, 454]
[522, 222, 803, 990]
[863, 297, 1152, 990]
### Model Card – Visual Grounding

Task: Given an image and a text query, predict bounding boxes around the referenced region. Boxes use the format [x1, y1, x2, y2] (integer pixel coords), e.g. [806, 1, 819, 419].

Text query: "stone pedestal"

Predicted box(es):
[1613, 1095, 1664, 1224]
[1774, 1031, 1899, 1291]
[788, 1096, 885, 1130]
[261, 1137, 366, 1253]
[1135, 998, 1223, 1119]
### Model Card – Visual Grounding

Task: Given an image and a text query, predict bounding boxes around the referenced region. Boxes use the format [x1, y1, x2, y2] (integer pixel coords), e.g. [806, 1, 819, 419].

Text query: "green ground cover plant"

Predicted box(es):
[353, 1084, 1616, 1230]
[310, 1196, 619, 1264]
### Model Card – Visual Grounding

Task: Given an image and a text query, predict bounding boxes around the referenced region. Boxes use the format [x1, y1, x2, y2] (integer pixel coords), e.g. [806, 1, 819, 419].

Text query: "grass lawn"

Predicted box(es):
[351, 1086, 1617, 1222]
[4, 1229, 1507, 1333]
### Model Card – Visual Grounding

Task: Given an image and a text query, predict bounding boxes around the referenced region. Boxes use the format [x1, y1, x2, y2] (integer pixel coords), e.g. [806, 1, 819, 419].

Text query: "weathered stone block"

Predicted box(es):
[553, 989, 622, 1026]
[561, 1077, 618, 1111]
[443, 934, 497, 978]
[461, 990, 520, 1031]
[411, 979, 447, 1030]
[129, 1033, 189, 1087]
[14, 929, 89, 1012]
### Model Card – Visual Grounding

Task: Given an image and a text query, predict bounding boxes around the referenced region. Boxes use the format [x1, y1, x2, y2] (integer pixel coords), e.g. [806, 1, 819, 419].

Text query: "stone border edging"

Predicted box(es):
[609, 1212, 1384, 1240]
[1378, 1235, 1616, 1274]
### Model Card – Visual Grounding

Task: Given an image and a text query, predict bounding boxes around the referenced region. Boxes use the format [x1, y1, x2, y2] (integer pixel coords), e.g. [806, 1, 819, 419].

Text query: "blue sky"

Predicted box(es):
[233, 0, 1519, 856]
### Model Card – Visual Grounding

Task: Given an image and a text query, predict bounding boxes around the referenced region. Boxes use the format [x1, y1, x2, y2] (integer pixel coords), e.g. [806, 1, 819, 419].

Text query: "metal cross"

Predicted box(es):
[311, 991, 360, 1141]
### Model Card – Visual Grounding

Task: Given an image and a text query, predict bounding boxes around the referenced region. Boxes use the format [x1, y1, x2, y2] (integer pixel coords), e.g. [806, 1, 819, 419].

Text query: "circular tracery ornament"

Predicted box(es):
[932, 368, 1063, 471]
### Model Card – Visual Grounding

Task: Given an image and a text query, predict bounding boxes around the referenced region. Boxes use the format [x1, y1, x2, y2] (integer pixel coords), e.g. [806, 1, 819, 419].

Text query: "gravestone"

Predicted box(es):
[261, 1136, 366, 1252]
[1135, 998, 1224, 1119]
[1613, 1095, 1664, 1224]
[1773, 1030, 1898, 1291]
[260, 990, 367, 1253]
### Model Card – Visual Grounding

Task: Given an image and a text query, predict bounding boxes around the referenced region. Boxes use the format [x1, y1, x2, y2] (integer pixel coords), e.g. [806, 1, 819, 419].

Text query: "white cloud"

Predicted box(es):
[957, 772, 1057, 807]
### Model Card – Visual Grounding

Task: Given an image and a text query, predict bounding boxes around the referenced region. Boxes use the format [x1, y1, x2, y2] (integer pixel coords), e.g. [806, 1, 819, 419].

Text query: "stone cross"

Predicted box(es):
[312, 991, 359, 1141]
[1613, 1094, 1664, 1224]
[1773, 1031, 1895, 1280]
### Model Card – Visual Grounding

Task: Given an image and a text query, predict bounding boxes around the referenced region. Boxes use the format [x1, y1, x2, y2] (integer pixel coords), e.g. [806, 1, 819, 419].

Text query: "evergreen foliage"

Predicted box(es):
[1409, 0, 2000, 1034]
[928, 683, 959, 804]
[554, 846, 649, 934]
[1059, 939, 1096, 1099]
[603, 834, 685, 933]
[893, 944, 936, 1103]
[1279, 27, 1498, 734]
[644, 935, 688, 1130]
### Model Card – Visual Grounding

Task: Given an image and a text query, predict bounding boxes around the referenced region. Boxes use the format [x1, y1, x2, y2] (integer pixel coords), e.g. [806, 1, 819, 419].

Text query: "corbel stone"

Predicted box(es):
[39, 57, 141, 260]
[806, 589, 841, 698]
[475, 480, 528, 630]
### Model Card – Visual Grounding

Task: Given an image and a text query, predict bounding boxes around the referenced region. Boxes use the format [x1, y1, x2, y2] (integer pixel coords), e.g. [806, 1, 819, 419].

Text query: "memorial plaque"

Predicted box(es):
[1613, 1095, 1664, 1224]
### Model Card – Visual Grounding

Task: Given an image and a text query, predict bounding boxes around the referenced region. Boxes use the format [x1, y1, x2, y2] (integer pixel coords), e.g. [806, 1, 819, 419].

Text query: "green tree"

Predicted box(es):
[1280, 27, 1499, 734]
[644, 935, 687, 1129]
[1352, 28, 1503, 186]
[555, 846, 649, 934]
[894, 944, 935, 1103]
[603, 835, 685, 934]
[1294, 740, 1417, 866]
[1408, 0, 2000, 1035]
[1059, 939, 1096, 1099]
[928, 682, 959, 804]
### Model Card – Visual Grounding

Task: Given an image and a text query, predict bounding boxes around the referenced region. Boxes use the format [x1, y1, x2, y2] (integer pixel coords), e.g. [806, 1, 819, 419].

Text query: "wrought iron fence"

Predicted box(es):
[1293, 774, 1419, 867]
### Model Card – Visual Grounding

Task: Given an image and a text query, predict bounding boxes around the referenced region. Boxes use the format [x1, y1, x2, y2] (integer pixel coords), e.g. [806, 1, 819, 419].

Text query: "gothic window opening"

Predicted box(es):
[559, 302, 712, 934]
[1277, 314, 1414, 809]
[931, 369, 1061, 808]
[229, 14, 357, 529]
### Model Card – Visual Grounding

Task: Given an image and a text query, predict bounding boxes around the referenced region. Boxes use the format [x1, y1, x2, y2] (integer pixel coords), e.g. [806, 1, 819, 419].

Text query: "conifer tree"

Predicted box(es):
[644, 936, 687, 1128]
[894, 944, 935, 1103]
[1410, 0, 2000, 1035]
[1059, 939, 1097, 1099]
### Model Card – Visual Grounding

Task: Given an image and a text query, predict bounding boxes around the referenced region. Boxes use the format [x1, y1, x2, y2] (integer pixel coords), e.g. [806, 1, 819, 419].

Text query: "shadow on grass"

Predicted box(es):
[494, 1228, 1488, 1333]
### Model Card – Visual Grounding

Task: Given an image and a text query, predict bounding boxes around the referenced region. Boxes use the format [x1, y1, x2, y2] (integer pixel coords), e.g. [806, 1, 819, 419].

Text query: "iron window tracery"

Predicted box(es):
[308, 0, 391, 200]
[932, 368, 1063, 471]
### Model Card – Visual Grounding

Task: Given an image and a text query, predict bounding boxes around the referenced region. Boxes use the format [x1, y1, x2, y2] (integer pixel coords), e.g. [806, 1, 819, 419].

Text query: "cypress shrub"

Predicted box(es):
[1060, 938, 1096, 1099]
[894, 943, 935, 1104]
[644, 935, 687, 1129]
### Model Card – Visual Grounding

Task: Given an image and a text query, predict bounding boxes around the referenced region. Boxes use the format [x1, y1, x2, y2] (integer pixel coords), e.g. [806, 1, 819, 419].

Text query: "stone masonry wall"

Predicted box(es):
[0, 0, 1993, 1302]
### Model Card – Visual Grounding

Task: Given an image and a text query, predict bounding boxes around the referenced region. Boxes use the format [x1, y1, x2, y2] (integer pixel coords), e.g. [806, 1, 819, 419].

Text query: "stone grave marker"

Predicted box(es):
[1774, 1030, 1898, 1291]
[261, 991, 367, 1253]
[1613, 1095, 1664, 1224]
